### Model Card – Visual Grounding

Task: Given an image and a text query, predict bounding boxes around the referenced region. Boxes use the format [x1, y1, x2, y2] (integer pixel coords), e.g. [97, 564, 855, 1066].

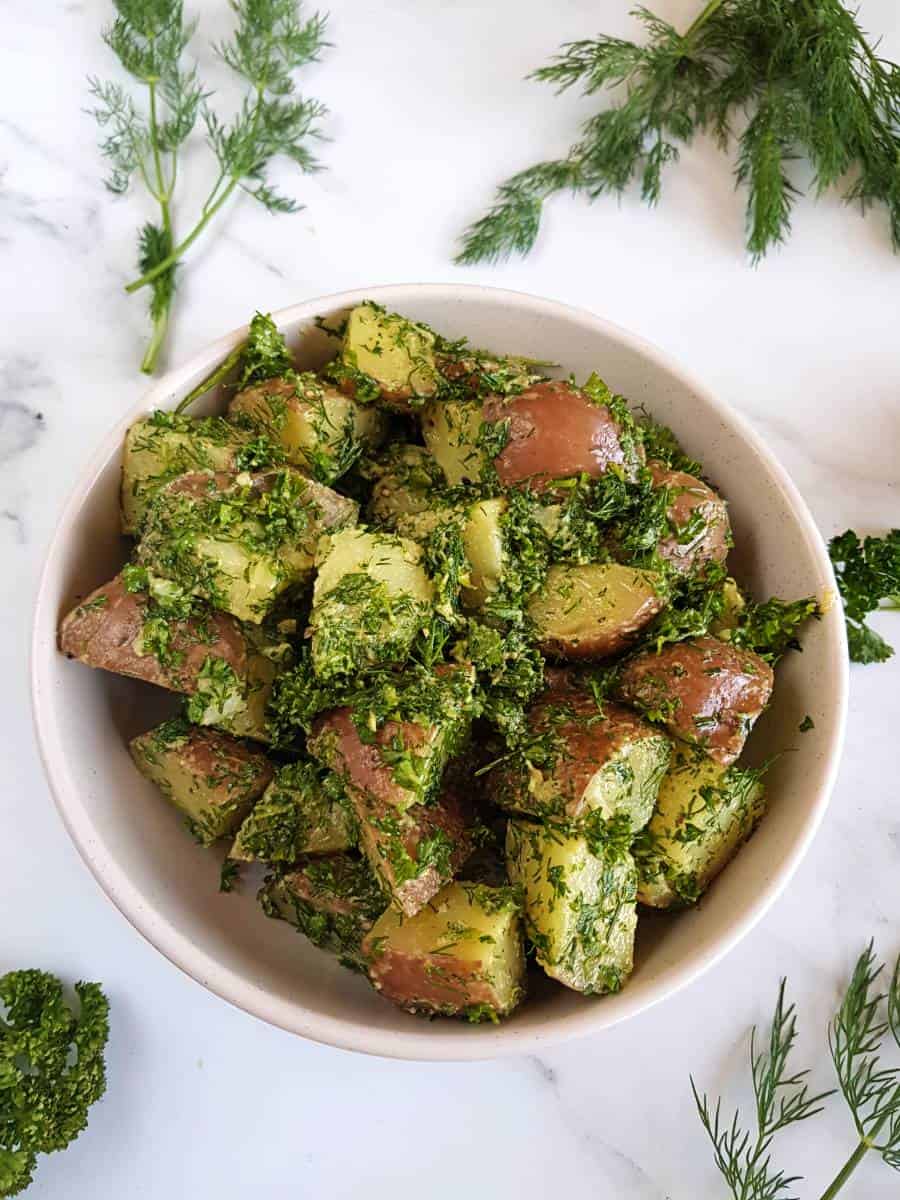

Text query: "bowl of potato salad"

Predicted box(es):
[32, 284, 847, 1059]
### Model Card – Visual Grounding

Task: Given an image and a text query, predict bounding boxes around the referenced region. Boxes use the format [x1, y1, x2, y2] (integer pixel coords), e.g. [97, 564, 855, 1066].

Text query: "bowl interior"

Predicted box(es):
[32, 285, 847, 1059]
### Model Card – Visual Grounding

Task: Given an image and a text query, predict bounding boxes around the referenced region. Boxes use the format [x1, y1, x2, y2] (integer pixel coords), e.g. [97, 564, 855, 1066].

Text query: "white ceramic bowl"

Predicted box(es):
[32, 284, 848, 1060]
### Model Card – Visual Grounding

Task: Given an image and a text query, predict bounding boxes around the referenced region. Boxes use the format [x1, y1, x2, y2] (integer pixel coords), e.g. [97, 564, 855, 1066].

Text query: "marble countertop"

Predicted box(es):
[2, 0, 899, 1195]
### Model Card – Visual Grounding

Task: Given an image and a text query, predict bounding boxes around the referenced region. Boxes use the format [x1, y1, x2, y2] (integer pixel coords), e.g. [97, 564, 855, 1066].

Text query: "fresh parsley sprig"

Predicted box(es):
[457, 1, 900, 265]
[90, 0, 329, 375]
[694, 943, 900, 1200]
[829, 530, 900, 664]
[0, 971, 109, 1197]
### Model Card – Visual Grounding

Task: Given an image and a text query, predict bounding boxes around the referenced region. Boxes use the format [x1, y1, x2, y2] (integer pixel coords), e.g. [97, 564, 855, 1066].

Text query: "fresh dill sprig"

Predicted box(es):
[692, 978, 832, 1200]
[88, 0, 203, 373]
[694, 943, 900, 1200]
[457, 0, 900, 265]
[826, 943, 900, 1187]
[89, 0, 329, 374]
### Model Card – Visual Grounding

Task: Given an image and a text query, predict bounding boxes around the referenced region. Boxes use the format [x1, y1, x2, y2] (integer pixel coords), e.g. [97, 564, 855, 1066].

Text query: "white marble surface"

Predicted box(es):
[2, 0, 899, 1195]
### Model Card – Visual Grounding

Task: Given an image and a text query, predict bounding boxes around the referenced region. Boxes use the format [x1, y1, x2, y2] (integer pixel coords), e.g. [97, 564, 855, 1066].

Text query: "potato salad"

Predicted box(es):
[59, 303, 817, 1023]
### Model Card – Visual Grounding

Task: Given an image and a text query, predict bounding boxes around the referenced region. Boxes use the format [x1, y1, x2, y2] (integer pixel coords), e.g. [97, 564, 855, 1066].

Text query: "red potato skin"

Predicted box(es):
[483, 380, 637, 490]
[147, 468, 356, 532]
[58, 575, 252, 694]
[309, 708, 431, 811]
[488, 690, 662, 819]
[229, 375, 298, 413]
[309, 709, 473, 917]
[649, 461, 731, 574]
[617, 635, 774, 765]
[364, 940, 504, 1016]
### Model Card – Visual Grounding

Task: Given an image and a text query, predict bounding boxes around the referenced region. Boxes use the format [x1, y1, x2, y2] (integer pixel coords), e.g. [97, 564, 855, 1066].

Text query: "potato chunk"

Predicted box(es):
[484, 380, 641, 490]
[230, 760, 355, 862]
[617, 635, 774, 766]
[130, 719, 273, 844]
[228, 372, 385, 484]
[58, 574, 278, 741]
[260, 854, 385, 970]
[121, 412, 252, 535]
[506, 820, 637, 995]
[138, 468, 357, 624]
[460, 496, 507, 610]
[309, 527, 434, 679]
[309, 697, 475, 916]
[635, 747, 767, 908]
[489, 689, 670, 843]
[363, 882, 525, 1020]
[528, 563, 665, 660]
[421, 398, 486, 485]
[421, 378, 642, 492]
[333, 303, 439, 410]
[649, 461, 731, 575]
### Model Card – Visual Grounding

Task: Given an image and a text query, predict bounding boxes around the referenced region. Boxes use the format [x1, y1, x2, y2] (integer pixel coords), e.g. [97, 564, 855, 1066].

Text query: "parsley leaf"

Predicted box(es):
[829, 530, 900, 664]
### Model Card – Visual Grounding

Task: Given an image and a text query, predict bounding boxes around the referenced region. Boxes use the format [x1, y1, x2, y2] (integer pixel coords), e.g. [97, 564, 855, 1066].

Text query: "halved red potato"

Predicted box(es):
[649, 460, 730, 574]
[58, 573, 277, 741]
[230, 760, 355, 862]
[308, 683, 475, 915]
[120, 413, 251, 535]
[635, 746, 767, 908]
[363, 882, 525, 1019]
[228, 373, 385, 483]
[617, 635, 774, 765]
[421, 379, 640, 489]
[138, 468, 357, 624]
[489, 688, 670, 839]
[331, 303, 439, 411]
[506, 821, 637, 995]
[528, 563, 666, 660]
[260, 854, 386, 970]
[484, 380, 640, 490]
[130, 719, 273, 844]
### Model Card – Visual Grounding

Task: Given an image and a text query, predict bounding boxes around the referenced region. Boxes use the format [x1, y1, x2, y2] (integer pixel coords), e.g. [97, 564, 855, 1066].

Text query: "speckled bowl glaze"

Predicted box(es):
[31, 284, 848, 1060]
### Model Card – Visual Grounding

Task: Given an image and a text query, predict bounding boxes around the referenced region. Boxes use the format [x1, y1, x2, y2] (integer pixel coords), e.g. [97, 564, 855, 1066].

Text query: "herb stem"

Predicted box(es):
[817, 1137, 871, 1200]
[126, 180, 236, 294]
[126, 80, 269, 295]
[141, 72, 176, 375]
[684, 0, 728, 41]
[174, 339, 246, 415]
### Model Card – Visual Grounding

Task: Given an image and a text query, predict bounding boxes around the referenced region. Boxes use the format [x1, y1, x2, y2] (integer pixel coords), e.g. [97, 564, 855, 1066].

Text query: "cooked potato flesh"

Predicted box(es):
[138, 468, 357, 624]
[309, 696, 475, 916]
[130, 719, 273, 844]
[461, 497, 506, 610]
[635, 747, 766, 908]
[310, 527, 435, 678]
[59, 574, 278, 742]
[491, 693, 671, 842]
[421, 398, 485, 485]
[368, 444, 446, 526]
[363, 882, 525, 1019]
[121, 414, 248, 535]
[506, 820, 637, 995]
[340, 303, 438, 404]
[229, 373, 384, 483]
[230, 760, 355, 861]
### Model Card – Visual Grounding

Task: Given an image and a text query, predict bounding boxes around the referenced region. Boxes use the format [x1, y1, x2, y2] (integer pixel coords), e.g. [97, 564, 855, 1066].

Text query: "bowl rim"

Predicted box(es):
[31, 282, 849, 1061]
